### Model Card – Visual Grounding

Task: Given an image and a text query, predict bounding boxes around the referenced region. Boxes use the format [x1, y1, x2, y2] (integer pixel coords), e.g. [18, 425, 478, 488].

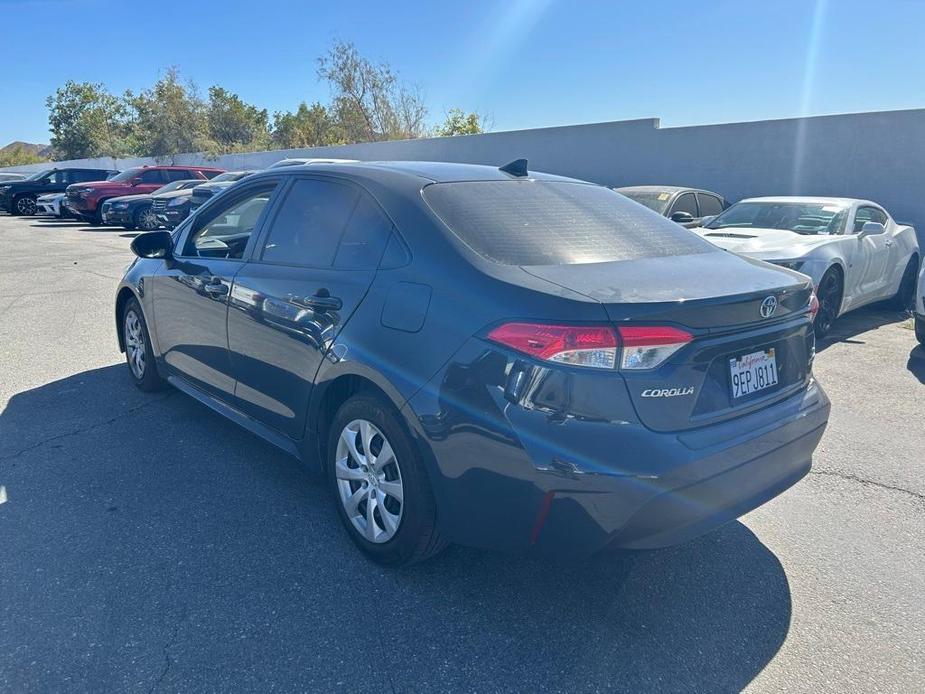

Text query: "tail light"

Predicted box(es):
[487, 323, 692, 370]
[808, 291, 819, 319]
[618, 325, 693, 369]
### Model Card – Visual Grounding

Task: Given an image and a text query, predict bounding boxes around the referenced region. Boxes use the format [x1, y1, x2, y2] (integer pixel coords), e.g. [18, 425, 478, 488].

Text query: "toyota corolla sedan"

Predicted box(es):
[116, 160, 830, 565]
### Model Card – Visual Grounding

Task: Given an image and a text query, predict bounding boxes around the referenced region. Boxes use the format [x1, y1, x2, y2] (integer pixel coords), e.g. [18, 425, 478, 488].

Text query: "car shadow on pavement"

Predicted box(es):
[816, 304, 910, 352]
[906, 345, 925, 384]
[0, 364, 792, 692]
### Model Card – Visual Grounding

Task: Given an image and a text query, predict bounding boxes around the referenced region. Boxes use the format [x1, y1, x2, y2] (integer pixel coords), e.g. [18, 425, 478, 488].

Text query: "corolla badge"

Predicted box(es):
[760, 295, 778, 318]
[641, 387, 695, 398]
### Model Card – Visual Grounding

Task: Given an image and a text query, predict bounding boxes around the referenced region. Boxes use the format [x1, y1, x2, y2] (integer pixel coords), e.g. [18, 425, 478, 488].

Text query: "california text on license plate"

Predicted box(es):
[729, 348, 778, 398]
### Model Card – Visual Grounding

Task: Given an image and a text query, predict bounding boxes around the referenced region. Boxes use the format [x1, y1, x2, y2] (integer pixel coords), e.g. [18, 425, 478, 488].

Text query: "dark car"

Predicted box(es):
[116, 160, 829, 565]
[0, 167, 118, 215]
[188, 170, 258, 210]
[615, 185, 729, 228]
[67, 165, 223, 224]
[102, 179, 202, 230]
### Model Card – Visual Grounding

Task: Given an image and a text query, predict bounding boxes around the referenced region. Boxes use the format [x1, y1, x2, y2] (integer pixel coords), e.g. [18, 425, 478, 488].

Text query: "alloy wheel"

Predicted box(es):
[335, 419, 404, 543]
[138, 208, 158, 231]
[124, 309, 146, 379]
[16, 197, 36, 215]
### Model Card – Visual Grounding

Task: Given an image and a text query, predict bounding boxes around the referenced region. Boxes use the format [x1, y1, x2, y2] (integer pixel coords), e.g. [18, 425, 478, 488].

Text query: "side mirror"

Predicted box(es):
[670, 211, 694, 224]
[130, 230, 173, 259]
[859, 221, 885, 237]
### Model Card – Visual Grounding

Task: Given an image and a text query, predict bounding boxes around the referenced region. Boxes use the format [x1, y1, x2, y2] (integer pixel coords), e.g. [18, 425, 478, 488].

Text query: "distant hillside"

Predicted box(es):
[1, 141, 53, 158]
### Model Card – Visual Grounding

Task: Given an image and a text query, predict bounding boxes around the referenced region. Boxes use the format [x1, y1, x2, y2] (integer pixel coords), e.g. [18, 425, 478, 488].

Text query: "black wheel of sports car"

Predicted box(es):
[14, 195, 37, 216]
[134, 205, 159, 231]
[890, 256, 918, 311]
[814, 268, 842, 339]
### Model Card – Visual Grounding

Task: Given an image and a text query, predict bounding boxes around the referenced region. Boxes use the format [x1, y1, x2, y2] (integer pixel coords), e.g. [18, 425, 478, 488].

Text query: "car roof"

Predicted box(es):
[739, 196, 876, 207]
[616, 185, 723, 196]
[254, 160, 585, 184]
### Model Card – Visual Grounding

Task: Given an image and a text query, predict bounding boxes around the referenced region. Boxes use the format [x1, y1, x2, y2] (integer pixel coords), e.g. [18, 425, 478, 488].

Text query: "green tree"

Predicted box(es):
[317, 40, 428, 143]
[124, 68, 210, 161]
[46, 81, 128, 160]
[434, 108, 487, 136]
[0, 144, 47, 167]
[271, 102, 343, 149]
[207, 86, 270, 153]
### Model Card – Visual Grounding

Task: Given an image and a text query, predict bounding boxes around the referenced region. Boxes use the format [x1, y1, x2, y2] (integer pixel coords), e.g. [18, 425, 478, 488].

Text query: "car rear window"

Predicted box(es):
[423, 180, 714, 266]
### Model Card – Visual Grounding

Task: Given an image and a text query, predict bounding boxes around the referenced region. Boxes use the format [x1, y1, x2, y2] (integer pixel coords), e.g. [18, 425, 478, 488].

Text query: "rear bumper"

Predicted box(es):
[407, 342, 829, 557]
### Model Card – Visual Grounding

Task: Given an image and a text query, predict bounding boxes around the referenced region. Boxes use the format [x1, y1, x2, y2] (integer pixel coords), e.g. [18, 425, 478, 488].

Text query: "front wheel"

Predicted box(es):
[134, 205, 159, 231]
[14, 195, 37, 216]
[327, 395, 445, 565]
[814, 268, 843, 339]
[122, 298, 165, 391]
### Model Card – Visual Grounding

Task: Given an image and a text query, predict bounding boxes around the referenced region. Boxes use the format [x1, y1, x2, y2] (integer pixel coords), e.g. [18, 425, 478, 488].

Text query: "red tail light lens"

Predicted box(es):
[487, 323, 693, 370]
[617, 326, 693, 370]
[808, 291, 819, 319]
[487, 323, 618, 369]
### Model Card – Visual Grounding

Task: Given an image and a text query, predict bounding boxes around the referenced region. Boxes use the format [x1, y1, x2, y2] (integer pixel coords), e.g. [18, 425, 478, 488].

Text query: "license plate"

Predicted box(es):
[729, 348, 778, 398]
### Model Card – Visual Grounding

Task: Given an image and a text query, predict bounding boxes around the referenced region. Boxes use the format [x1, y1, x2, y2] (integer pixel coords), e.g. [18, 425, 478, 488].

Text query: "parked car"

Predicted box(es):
[116, 160, 828, 565]
[0, 172, 27, 182]
[615, 185, 729, 228]
[0, 167, 118, 215]
[189, 170, 257, 209]
[267, 157, 358, 168]
[151, 188, 198, 229]
[694, 197, 920, 337]
[36, 192, 71, 218]
[915, 262, 925, 346]
[102, 179, 203, 230]
[67, 165, 223, 224]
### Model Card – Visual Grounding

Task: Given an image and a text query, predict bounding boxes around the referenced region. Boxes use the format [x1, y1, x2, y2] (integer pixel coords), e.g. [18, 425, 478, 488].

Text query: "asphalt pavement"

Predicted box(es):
[0, 213, 922, 692]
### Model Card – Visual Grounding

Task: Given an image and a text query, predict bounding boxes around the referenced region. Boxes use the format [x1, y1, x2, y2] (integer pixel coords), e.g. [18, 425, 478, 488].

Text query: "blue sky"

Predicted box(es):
[3, 0, 925, 145]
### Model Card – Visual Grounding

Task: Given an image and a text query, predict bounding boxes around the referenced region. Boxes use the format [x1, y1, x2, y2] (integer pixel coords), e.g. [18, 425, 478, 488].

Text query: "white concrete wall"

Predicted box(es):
[5, 109, 925, 246]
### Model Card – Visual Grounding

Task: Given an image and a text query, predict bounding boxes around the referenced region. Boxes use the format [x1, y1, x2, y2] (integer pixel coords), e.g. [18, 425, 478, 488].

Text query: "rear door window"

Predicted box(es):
[260, 179, 359, 267]
[423, 180, 713, 266]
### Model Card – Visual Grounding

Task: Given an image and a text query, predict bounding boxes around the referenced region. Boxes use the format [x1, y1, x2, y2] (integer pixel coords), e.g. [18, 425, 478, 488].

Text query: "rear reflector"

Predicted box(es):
[487, 323, 693, 370]
[617, 326, 692, 370]
[487, 323, 618, 369]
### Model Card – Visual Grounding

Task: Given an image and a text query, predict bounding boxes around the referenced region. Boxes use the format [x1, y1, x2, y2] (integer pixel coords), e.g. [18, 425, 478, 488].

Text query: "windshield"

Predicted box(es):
[210, 171, 251, 183]
[617, 190, 673, 214]
[25, 169, 53, 181]
[153, 180, 199, 194]
[706, 201, 848, 235]
[423, 180, 713, 266]
[109, 168, 144, 183]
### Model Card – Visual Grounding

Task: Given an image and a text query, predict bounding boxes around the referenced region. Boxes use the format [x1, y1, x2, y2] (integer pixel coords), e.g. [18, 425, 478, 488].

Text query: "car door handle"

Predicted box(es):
[296, 290, 343, 312]
[203, 278, 228, 296]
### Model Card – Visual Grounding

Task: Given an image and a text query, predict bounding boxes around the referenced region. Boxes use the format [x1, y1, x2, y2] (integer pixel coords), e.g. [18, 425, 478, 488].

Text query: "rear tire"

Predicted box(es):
[891, 256, 918, 311]
[327, 394, 445, 566]
[122, 298, 165, 392]
[814, 267, 843, 339]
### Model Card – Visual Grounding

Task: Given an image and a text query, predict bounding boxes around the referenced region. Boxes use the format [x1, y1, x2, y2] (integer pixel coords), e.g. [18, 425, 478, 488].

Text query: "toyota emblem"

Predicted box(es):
[760, 295, 778, 318]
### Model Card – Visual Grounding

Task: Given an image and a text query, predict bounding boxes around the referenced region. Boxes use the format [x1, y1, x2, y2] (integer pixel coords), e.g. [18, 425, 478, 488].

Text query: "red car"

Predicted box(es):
[66, 165, 223, 224]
